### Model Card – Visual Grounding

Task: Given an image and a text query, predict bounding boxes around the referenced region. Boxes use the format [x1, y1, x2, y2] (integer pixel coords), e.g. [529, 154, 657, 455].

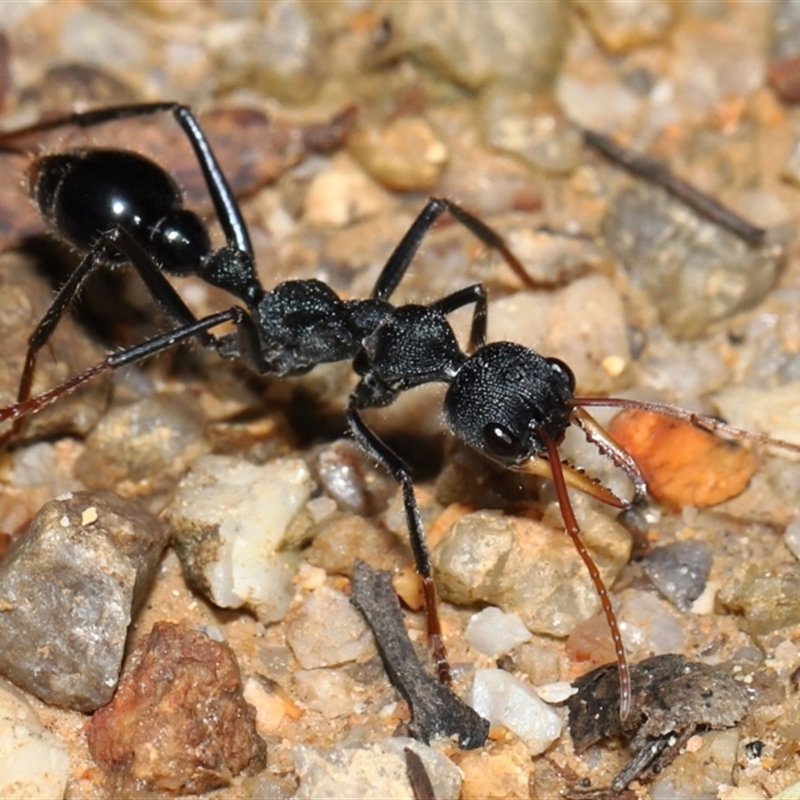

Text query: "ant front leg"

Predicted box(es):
[346, 399, 452, 686]
[0, 227, 213, 447]
[430, 283, 488, 353]
[0, 308, 246, 431]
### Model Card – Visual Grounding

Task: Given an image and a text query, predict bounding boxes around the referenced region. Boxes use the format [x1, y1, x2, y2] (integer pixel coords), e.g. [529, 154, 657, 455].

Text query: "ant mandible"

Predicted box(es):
[1, 102, 797, 722]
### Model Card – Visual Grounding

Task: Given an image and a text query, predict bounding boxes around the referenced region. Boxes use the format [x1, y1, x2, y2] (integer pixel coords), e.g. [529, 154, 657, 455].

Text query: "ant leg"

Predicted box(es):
[372, 199, 450, 301]
[372, 197, 564, 304]
[346, 399, 451, 685]
[434, 198, 557, 291]
[0, 226, 217, 446]
[537, 426, 632, 722]
[431, 284, 488, 352]
[0, 308, 244, 430]
[0, 102, 252, 256]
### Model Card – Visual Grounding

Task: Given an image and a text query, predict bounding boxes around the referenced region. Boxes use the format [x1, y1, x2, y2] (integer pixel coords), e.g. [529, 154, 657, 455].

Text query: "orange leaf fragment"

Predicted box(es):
[608, 408, 758, 509]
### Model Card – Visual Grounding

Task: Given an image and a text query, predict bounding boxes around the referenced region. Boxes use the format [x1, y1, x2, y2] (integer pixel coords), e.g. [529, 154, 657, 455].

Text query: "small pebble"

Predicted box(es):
[347, 117, 448, 193]
[602, 184, 783, 338]
[293, 668, 359, 718]
[515, 643, 562, 686]
[61, 7, 150, 71]
[0, 491, 169, 711]
[372, 1, 569, 91]
[643, 541, 713, 610]
[310, 439, 397, 517]
[242, 676, 290, 735]
[481, 86, 583, 174]
[211, 0, 323, 103]
[718, 562, 800, 635]
[286, 584, 376, 669]
[468, 668, 564, 755]
[619, 590, 686, 656]
[557, 74, 642, 131]
[304, 153, 393, 228]
[293, 739, 462, 800]
[305, 512, 407, 576]
[617, 591, 686, 655]
[536, 681, 578, 704]
[433, 505, 631, 637]
[574, 0, 677, 53]
[0, 678, 69, 800]
[165, 455, 315, 623]
[454, 739, 532, 800]
[465, 606, 531, 657]
[88, 621, 265, 795]
[76, 392, 208, 490]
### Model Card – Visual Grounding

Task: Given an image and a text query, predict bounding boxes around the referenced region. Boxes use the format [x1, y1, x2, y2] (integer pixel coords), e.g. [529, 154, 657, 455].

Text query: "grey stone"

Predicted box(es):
[602, 183, 784, 338]
[643, 540, 713, 611]
[432, 503, 631, 637]
[0, 491, 169, 711]
[371, 0, 569, 92]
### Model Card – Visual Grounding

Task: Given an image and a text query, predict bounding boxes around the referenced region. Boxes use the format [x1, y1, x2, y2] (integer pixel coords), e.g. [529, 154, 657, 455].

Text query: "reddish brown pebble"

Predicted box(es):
[88, 621, 266, 795]
[769, 56, 800, 103]
[608, 408, 758, 509]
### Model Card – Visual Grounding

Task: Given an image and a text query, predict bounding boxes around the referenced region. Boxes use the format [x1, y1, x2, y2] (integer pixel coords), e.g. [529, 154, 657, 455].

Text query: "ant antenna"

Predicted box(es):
[571, 396, 800, 455]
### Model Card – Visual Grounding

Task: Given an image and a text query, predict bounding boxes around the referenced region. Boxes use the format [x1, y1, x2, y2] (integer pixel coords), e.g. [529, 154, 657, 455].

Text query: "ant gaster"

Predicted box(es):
[2, 103, 797, 722]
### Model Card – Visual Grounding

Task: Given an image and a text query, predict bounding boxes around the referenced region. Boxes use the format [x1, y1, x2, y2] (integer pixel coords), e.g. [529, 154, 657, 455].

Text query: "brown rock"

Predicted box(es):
[88, 621, 266, 795]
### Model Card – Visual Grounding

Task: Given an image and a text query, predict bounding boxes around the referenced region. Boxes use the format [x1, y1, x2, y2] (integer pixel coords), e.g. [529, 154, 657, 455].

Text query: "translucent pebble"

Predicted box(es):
[786, 519, 800, 561]
[465, 606, 532, 657]
[468, 669, 564, 755]
[619, 590, 686, 655]
[0, 679, 69, 799]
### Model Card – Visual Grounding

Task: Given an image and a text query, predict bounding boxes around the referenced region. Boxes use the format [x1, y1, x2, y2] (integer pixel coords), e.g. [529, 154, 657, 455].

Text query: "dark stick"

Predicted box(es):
[582, 128, 767, 246]
[350, 560, 489, 749]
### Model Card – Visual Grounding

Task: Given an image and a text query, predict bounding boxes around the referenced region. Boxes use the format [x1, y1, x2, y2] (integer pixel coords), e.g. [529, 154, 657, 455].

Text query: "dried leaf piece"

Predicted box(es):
[566, 654, 749, 792]
[608, 408, 758, 509]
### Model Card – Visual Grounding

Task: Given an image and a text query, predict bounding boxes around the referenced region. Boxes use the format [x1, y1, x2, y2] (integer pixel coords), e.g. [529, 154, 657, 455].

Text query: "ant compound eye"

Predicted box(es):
[547, 357, 576, 393]
[482, 423, 525, 461]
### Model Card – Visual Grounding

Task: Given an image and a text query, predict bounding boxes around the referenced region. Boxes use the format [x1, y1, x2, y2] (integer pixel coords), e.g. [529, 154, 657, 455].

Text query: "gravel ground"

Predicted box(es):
[1, 1, 800, 798]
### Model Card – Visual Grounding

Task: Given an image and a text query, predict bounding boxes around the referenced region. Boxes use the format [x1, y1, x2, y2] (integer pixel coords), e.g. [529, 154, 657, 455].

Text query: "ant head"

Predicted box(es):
[444, 342, 575, 467]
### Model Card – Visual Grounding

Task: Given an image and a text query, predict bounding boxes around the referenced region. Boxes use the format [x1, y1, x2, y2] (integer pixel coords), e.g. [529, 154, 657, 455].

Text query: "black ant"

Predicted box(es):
[0, 102, 797, 722]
